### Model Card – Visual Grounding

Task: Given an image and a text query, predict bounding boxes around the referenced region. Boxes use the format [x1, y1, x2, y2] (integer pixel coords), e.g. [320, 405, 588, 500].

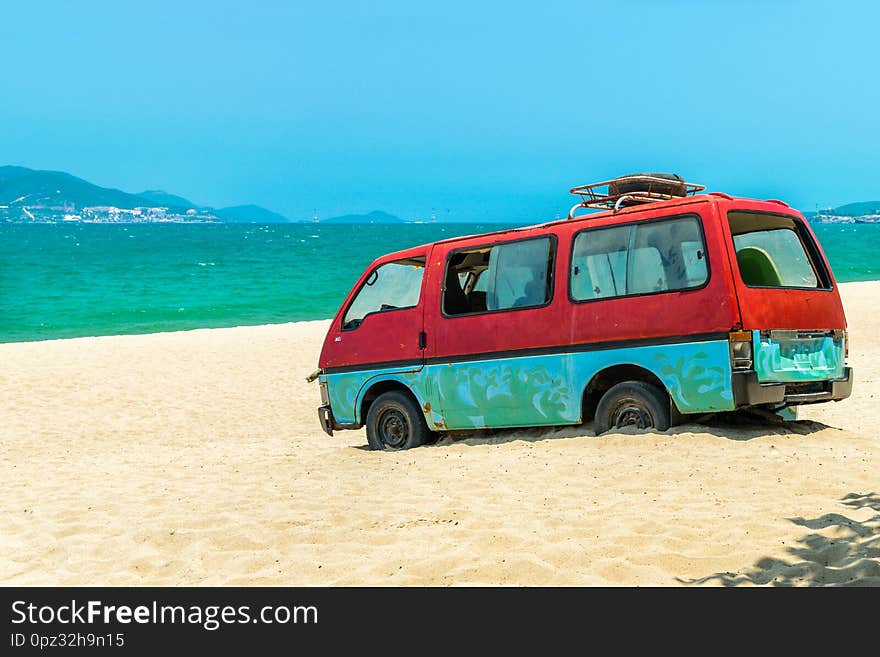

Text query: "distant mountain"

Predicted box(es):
[137, 189, 196, 209]
[806, 200, 880, 223]
[830, 201, 880, 217]
[0, 165, 150, 209]
[0, 165, 34, 182]
[214, 204, 291, 223]
[322, 210, 407, 224]
[0, 165, 293, 224]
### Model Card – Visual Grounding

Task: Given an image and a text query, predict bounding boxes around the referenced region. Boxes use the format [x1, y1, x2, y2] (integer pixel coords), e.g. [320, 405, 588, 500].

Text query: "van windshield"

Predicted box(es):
[342, 257, 426, 329]
[728, 212, 825, 289]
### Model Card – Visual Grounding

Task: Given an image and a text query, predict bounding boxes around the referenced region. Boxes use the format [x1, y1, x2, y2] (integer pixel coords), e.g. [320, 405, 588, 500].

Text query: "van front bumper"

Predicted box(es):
[732, 367, 853, 407]
[318, 405, 335, 436]
[317, 405, 360, 435]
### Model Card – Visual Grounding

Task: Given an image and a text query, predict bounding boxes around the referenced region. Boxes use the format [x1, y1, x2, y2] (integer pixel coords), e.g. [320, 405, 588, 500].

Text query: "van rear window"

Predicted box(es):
[728, 212, 826, 289]
[570, 215, 708, 301]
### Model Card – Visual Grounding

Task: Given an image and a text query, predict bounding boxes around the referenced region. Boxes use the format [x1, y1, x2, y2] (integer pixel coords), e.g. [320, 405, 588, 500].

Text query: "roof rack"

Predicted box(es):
[568, 174, 705, 219]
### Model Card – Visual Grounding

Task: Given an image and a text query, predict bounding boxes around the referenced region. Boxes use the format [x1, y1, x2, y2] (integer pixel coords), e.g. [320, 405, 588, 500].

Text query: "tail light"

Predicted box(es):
[729, 330, 753, 370]
[834, 329, 848, 361]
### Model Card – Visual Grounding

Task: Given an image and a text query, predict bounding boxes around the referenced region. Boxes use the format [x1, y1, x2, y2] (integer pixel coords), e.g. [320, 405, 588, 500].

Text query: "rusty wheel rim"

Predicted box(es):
[378, 409, 409, 448]
[611, 400, 654, 429]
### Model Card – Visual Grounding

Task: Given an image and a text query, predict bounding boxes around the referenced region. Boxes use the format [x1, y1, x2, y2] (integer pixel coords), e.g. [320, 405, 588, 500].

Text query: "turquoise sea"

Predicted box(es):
[1, 222, 879, 343]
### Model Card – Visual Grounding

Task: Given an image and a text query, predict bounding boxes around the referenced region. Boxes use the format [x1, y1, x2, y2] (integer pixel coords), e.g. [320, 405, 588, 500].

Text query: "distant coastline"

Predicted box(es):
[4, 164, 880, 225]
[0, 165, 411, 225]
[808, 213, 880, 225]
[805, 201, 880, 225]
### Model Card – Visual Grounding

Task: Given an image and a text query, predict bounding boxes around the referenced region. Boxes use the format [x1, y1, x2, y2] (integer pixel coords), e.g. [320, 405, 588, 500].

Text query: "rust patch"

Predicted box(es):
[423, 401, 432, 413]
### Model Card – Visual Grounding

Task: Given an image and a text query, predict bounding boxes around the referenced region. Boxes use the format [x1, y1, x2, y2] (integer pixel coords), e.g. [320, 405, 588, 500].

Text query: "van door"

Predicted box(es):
[422, 233, 570, 430]
[320, 252, 428, 371]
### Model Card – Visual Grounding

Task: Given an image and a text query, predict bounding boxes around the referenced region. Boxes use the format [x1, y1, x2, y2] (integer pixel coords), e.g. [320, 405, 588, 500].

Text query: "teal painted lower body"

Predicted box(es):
[322, 338, 734, 431]
[321, 366, 431, 426]
[752, 331, 845, 383]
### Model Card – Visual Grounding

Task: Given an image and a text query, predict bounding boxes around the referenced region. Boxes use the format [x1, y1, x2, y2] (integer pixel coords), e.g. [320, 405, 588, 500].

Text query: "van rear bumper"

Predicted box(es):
[732, 367, 853, 407]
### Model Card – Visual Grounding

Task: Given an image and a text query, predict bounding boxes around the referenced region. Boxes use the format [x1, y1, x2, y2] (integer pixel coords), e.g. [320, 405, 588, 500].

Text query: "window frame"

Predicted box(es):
[567, 212, 712, 305]
[440, 234, 558, 319]
[340, 255, 427, 331]
[726, 210, 833, 291]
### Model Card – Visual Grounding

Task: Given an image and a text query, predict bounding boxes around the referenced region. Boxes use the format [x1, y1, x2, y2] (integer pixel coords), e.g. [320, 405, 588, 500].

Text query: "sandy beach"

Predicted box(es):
[1, 281, 878, 586]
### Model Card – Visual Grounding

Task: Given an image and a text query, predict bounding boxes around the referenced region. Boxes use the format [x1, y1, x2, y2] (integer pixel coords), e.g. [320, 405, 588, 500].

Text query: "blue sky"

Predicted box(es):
[1, 1, 877, 221]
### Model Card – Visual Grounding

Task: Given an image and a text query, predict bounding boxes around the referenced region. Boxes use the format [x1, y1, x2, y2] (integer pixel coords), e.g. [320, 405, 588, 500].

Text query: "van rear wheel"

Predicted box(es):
[594, 381, 670, 435]
[365, 391, 428, 450]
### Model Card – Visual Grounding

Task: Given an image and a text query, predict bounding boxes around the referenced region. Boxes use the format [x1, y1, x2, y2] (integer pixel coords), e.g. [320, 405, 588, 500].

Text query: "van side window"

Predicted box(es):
[728, 212, 826, 288]
[570, 216, 708, 301]
[342, 256, 426, 330]
[443, 237, 554, 315]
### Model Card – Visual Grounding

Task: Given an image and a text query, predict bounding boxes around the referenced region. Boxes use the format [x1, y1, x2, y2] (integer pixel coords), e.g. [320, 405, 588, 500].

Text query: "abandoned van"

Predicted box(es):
[310, 174, 852, 450]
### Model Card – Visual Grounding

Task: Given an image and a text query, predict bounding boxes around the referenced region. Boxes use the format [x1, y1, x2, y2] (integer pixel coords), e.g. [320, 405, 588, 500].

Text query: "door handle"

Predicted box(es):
[418, 331, 426, 350]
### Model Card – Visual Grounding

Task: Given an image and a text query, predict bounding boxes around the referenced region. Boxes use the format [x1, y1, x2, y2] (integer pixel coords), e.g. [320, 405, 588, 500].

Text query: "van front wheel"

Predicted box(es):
[594, 381, 670, 435]
[365, 391, 428, 450]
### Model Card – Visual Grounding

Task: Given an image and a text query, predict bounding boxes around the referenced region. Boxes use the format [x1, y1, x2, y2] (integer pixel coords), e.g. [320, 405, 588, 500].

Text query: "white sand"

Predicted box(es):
[1, 283, 877, 586]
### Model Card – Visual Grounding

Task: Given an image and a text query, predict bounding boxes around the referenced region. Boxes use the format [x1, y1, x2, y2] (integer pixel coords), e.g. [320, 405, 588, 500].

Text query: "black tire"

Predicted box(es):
[594, 381, 671, 435]
[365, 391, 429, 451]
